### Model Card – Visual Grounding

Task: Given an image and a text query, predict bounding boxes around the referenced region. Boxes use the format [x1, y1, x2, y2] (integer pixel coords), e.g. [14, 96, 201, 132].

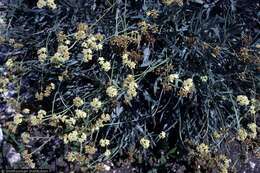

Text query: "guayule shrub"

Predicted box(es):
[1, 0, 259, 172]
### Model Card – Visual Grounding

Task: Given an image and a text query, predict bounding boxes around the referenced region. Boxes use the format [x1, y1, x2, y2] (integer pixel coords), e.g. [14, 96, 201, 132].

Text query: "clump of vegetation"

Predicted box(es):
[0, 0, 259, 172]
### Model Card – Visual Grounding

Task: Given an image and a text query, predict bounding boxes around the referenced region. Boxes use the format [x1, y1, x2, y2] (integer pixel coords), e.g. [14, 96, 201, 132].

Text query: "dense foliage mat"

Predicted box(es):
[0, 0, 259, 172]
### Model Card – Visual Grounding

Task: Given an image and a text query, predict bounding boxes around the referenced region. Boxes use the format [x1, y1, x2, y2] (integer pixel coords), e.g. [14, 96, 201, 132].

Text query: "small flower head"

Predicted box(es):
[196, 143, 209, 156]
[122, 53, 136, 69]
[161, 0, 183, 6]
[37, 110, 47, 118]
[99, 138, 110, 147]
[75, 109, 87, 119]
[95, 43, 103, 50]
[168, 73, 179, 83]
[78, 133, 87, 143]
[22, 108, 30, 114]
[218, 154, 230, 173]
[21, 132, 30, 144]
[106, 85, 118, 98]
[85, 145, 97, 155]
[200, 75, 208, 82]
[46, 0, 57, 9]
[37, 0, 47, 8]
[101, 113, 111, 122]
[90, 98, 102, 110]
[73, 97, 84, 107]
[179, 78, 194, 97]
[37, 47, 47, 63]
[98, 57, 111, 72]
[5, 59, 14, 69]
[140, 137, 150, 149]
[67, 130, 78, 142]
[249, 105, 256, 115]
[82, 48, 93, 62]
[247, 123, 257, 139]
[236, 95, 250, 106]
[237, 128, 247, 141]
[104, 149, 111, 157]
[123, 75, 138, 100]
[159, 131, 166, 139]
[13, 114, 23, 125]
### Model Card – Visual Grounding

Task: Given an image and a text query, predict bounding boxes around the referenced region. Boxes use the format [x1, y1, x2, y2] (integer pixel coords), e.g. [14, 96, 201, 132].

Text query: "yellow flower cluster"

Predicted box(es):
[13, 113, 23, 125]
[21, 132, 30, 144]
[75, 109, 87, 119]
[240, 47, 250, 61]
[0, 77, 9, 93]
[49, 114, 59, 127]
[236, 95, 250, 106]
[82, 34, 103, 50]
[123, 75, 138, 100]
[30, 110, 46, 126]
[35, 83, 55, 100]
[249, 104, 256, 115]
[140, 137, 150, 149]
[104, 149, 111, 157]
[58, 69, 69, 81]
[22, 108, 30, 114]
[99, 138, 110, 147]
[248, 99, 257, 115]
[179, 78, 194, 97]
[73, 96, 84, 107]
[161, 0, 183, 6]
[22, 150, 35, 168]
[82, 48, 93, 62]
[146, 9, 159, 18]
[67, 130, 78, 142]
[159, 131, 166, 139]
[138, 21, 151, 33]
[213, 131, 221, 140]
[78, 133, 87, 143]
[62, 116, 76, 127]
[217, 155, 230, 173]
[5, 59, 14, 69]
[37, 0, 57, 9]
[91, 113, 111, 131]
[237, 128, 247, 141]
[75, 23, 88, 40]
[167, 73, 179, 83]
[85, 145, 97, 155]
[63, 131, 86, 143]
[44, 83, 55, 97]
[90, 98, 102, 110]
[122, 53, 136, 69]
[200, 75, 208, 82]
[57, 31, 70, 44]
[106, 85, 118, 98]
[66, 151, 78, 162]
[98, 57, 111, 72]
[247, 123, 257, 139]
[37, 47, 47, 63]
[80, 33, 104, 62]
[196, 143, 209, 157]
[50, 45, 70, 65]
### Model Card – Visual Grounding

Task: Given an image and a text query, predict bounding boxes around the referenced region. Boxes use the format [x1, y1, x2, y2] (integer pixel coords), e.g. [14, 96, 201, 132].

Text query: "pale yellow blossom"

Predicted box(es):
[196, 143, 209, 156]
[99, 138, 110, 147]
[237, 128, 247, 141]
[236, 95, 250, 106]
[75, 109, 87, 118]
[73, 97, 84, 107]
[106, 85, 118, 98]
[159, 131, 166, 139]
[90, 98, 102, 110]
[140, 138, 150, 149]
